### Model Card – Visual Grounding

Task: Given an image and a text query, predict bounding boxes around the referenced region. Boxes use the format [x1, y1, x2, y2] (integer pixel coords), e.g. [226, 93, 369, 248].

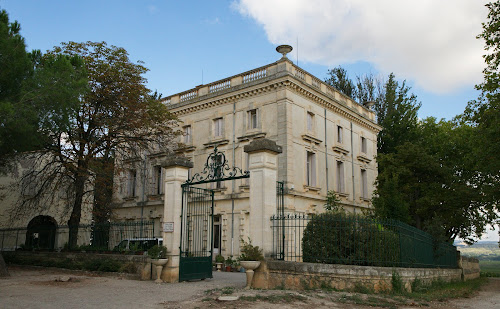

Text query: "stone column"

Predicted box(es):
[244, 139, 282, 256]
[161, 157, 193, 283]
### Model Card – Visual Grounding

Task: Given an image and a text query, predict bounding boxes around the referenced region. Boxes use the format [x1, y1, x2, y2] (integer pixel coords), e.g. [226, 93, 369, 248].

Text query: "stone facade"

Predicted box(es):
[111, 50, 382, 258]
[0, 153, 94, 249]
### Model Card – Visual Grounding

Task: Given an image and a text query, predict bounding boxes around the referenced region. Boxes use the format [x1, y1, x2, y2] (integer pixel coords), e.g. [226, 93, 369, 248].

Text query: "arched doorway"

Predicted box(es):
[26, 216, 57, 250]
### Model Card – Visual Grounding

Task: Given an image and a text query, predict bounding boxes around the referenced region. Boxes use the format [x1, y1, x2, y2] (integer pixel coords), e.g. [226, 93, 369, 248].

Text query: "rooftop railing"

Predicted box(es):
[163, 60, 376, 121]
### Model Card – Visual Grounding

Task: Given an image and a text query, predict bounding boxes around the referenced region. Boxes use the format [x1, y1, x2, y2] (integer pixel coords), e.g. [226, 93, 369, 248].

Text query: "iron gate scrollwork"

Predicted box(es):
[179, 147, 250, 282]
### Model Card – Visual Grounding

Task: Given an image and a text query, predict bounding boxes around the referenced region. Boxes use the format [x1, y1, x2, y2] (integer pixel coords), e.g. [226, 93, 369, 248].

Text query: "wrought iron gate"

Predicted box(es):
[179, 146, 249, 281]
[179, 185, 214, 281]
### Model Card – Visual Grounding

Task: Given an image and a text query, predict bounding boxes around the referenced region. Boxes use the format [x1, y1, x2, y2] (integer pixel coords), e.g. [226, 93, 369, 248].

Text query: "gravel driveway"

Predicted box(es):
[0, 266, 245, 309]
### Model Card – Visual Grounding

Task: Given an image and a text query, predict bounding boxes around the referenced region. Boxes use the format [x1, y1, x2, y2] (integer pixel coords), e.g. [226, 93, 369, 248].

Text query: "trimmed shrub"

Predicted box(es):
[302, 212, 400, 267]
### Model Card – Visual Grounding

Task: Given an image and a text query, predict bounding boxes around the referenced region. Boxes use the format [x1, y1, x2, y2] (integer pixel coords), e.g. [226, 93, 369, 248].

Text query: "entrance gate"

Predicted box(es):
[179, 147, 249, 282]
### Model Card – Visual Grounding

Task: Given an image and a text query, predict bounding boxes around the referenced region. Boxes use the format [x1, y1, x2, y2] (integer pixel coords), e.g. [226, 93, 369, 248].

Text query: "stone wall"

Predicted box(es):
[253, 260, 468, 293]
[459, 256, 480, 280]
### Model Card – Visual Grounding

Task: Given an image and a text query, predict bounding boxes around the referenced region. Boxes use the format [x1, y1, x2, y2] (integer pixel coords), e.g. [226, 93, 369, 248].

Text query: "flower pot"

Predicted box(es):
[151, 258, 168, 283]
[239, 261, 261, 289]
[216, 263, 223, 272]
[225, 266, 232, 272]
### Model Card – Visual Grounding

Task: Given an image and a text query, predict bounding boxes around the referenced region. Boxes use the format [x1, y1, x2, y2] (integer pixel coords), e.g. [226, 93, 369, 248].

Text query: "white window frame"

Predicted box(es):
[336, 161, 345, 193]
[337, 125, 343, 144]
[248, 109, 258, 129]
[127, 169, 137, 197]
[214, 118, 223, 138]
[361, 169, 368, 199]
[307, 112, 314, 132]
[361, 136, 367, 153]
[183, 125, 192, 144]
[152, 165, 163, 195]
[306, 151, 316, 187]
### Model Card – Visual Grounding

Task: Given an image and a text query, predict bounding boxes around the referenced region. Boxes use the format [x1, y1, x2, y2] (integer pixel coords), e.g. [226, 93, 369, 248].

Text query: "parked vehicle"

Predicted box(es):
[113, 238, 163, 252]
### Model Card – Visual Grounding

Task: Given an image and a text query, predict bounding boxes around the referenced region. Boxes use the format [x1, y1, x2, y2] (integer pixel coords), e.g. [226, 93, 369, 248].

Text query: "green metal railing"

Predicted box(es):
[0, 220, 156, 251]
[271, 213, 458, 269]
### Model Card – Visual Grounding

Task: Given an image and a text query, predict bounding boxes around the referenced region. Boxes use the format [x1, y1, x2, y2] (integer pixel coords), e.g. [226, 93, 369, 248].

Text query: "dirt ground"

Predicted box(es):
[0, 266, 499, 309]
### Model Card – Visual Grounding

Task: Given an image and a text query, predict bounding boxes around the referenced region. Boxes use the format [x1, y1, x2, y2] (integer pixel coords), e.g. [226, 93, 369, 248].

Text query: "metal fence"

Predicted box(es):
[0, 220, 156, 251]
[271, 213, 458, 269]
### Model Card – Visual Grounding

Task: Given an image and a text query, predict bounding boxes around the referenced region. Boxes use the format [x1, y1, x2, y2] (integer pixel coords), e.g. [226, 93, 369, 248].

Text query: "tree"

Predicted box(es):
[0, 9, 41, 166]
[10, 42, 179, 247]
[465, 0, 500, 207]
[373, 118, 494, 243]
[325, 66, 357, 98]
[375, 73, 421, 155]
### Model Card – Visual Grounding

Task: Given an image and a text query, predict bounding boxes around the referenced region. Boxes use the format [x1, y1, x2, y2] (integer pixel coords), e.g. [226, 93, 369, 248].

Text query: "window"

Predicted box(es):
[306, 152, 316, 187]
[183, 125, 191, 144]
[361, 169, 368, 199]
[214, 118, 223, 137]
[337, 126, 343, 143]
[336, 161, 345, 193]
[152, 166, 163, 195]
[361, 137, 367, 153]
[248, 109, 258, 129]
[126, 169, 137, 197]
[307, 112, 314, 132]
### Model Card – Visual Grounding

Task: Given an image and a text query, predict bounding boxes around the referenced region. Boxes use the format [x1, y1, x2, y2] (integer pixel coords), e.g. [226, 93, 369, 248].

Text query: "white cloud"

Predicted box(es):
[235, 0, 489, 94]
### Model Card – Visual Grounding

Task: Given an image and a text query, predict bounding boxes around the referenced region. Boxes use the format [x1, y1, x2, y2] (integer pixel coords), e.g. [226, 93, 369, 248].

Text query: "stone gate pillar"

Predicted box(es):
[161, 157, 193, 283]
[244, 139, 282, 257]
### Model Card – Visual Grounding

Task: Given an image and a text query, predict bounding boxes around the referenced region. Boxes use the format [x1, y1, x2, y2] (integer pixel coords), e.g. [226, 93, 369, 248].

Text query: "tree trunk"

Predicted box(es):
[0, 253, 9, 277]
[68, 174, 86, 249]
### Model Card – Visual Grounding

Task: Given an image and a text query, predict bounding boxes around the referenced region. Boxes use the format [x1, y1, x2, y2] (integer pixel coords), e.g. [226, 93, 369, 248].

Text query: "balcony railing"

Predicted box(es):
[162, 60, 375, 121]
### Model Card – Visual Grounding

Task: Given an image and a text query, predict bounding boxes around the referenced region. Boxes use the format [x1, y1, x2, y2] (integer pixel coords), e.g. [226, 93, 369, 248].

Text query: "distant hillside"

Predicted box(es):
[455, 241, 500, 260]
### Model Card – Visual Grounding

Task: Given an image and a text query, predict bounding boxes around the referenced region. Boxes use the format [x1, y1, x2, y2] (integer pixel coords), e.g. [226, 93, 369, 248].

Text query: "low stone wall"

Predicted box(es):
[459, 256, 480, 280]
[253, 260, 464, 292]
[3, 251, 153, 280]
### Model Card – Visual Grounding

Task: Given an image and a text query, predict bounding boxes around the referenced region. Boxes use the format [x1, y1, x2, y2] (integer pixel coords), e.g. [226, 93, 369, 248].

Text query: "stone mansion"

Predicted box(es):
[112, 46, 382, 258]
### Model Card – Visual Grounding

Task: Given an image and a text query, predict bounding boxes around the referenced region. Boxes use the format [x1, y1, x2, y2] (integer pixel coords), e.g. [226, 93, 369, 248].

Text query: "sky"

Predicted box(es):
[1, 0, 497, 241]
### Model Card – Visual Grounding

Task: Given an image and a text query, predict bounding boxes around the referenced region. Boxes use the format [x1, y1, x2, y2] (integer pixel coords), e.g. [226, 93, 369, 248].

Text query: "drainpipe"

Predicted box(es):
[350, 122, 356, 213]
[231, 100, 236, 256]
[140, 151, 148, 237]
[324, 108, 328, 192]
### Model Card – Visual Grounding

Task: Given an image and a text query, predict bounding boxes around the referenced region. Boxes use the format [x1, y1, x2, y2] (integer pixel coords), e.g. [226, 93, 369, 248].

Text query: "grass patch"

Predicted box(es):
[337, 294, 399, 309]
[407, 277, 487, 302]
[480, 260, 500, 277]
[3, 252, 128, 273]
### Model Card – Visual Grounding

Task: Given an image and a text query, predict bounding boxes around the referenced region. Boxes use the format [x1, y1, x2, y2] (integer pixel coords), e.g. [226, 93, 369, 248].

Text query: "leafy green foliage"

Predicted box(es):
[324, 190, 343, 212]
[215, 254, 225, 263]
[325, 66, 356, 98]
[239, 238, 264, 261]
[147, 245, 167, 259]
[4, 41, 180, 248]
[463, 1, 500, 218]
[302, 212, 399, 266]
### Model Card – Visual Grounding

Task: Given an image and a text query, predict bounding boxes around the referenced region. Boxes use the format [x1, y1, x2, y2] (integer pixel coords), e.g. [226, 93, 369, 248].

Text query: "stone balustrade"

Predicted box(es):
[163, 59, 376, 121]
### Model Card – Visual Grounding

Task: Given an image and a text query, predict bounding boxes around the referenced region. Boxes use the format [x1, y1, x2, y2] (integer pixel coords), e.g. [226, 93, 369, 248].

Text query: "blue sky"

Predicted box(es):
[1, 0, 489, 121]
[1, 0, 496, 240]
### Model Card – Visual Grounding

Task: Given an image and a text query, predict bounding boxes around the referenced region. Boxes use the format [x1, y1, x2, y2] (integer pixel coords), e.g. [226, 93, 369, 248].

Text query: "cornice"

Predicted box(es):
[169, 76, 382, 133]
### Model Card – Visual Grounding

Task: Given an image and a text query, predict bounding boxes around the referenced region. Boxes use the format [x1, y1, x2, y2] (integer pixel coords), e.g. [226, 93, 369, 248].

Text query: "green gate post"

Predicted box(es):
[162, 157, 193, 283]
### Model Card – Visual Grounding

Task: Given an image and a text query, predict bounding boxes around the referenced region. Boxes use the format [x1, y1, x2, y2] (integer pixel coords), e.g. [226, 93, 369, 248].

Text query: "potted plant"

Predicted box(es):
[225, 256, 234, 272]
[147, 245, 168, 283]
[215, 254, 224, 272]
[238, 238, 264, 289]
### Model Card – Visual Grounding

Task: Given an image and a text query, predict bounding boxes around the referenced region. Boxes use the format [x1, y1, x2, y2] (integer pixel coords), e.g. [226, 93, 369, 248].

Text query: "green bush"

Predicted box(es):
[302, 212, 400, 266]
[239, 238, 264, 261]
